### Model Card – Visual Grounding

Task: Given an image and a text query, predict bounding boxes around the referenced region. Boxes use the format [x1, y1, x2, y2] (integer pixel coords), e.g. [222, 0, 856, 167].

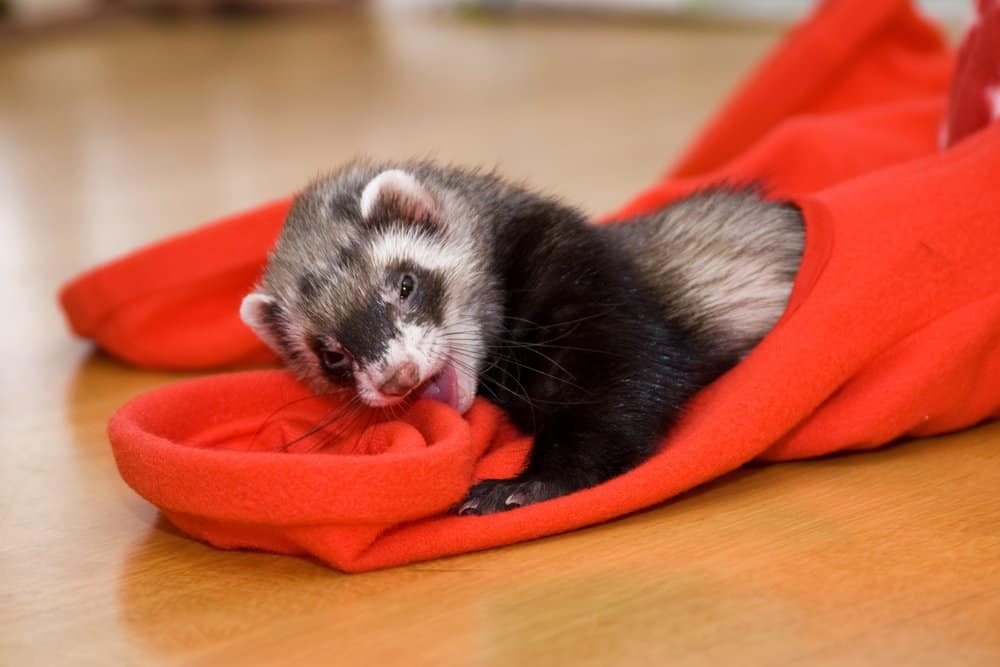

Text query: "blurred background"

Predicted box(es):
[0, 0, 972, 29]
[0, 0, 969, 351]
[0, 0, 969, 341]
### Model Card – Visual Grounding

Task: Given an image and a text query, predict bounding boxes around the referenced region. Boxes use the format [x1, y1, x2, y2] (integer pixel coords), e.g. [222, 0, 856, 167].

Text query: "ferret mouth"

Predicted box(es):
[418, 362, 461, 411]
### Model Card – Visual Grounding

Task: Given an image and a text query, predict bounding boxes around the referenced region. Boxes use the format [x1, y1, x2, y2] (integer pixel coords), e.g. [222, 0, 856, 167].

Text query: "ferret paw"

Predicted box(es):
[458, 478, 564, 515]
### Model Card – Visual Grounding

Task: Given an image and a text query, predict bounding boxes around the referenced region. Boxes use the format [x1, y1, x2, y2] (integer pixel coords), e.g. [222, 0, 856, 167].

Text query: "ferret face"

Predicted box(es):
[241, 166, 489, 414]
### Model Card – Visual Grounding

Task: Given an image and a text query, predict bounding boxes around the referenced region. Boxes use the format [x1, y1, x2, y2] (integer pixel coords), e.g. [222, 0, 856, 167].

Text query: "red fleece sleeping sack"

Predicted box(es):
[61, 0, 1000, 572]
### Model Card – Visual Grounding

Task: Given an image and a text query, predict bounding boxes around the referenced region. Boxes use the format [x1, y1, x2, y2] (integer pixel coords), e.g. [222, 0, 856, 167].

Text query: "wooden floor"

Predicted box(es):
[2, 8, 998, 666]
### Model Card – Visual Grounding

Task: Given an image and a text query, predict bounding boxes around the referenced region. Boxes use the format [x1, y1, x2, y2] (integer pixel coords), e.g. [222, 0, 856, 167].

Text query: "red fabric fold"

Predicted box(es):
[60, 198, 291, 368]
[942, 0, 1000, 147]
[61, 0, 1000, 571]
[668, 0, 951, 177]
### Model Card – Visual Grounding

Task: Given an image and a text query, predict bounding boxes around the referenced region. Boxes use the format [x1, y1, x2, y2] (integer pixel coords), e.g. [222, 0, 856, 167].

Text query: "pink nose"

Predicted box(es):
[379, 362, 420, 397]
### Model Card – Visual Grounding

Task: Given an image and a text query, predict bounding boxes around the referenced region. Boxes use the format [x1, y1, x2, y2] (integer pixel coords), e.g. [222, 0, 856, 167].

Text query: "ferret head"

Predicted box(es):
[241, 164, 498, 414]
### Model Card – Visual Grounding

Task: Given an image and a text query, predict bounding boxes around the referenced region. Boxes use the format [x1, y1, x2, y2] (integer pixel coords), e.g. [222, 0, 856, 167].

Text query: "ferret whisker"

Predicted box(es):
[342, 407, 381, 455]
[457, 354, 540, 428]
[248, 391, 342, 451]
[444, 352, 535, 415]
[291, 405, 361, 453]
[312, 399, 376, 454]
[494, 336, 629, 359]
[490, 341, 577, 384]
[444, 334, 627, 362]
[281, 395, 363, 452]
[512, 359, 588, 393]
[499, 308, 620, 333]
[442, 339, 585, 390]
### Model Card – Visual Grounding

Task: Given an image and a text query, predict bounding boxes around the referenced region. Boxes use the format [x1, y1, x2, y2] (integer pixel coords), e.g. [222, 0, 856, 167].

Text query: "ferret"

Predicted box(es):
[240, 160, 803, 515]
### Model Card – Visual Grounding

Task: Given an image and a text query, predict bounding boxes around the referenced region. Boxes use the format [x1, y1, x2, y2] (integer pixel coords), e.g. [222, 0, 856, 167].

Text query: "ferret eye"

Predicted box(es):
[320, 349, 348, 371]
[399, 274, 416, 300]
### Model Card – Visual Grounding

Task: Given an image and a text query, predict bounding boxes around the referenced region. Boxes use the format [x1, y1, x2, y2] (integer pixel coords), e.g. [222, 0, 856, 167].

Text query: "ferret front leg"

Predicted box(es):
[458, 411, 655, 515]
[458, 477, 571, 515]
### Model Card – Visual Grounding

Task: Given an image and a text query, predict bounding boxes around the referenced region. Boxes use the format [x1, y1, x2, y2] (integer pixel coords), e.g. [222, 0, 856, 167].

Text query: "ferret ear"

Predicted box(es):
[240, 292, 281, 349]
[360, 169, 439, 225]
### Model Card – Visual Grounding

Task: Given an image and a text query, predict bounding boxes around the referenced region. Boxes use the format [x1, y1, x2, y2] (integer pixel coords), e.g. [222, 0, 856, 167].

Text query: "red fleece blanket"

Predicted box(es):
[61, 0, 1000, 572]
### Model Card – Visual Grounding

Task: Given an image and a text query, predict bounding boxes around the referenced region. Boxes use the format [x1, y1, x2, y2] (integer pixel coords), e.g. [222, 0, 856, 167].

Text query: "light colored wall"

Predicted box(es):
[7, 0, 101, 24]
[510, 0, 970, 22]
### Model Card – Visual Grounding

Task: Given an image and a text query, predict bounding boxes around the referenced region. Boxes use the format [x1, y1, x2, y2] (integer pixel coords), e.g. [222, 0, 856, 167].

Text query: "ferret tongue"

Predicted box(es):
[419, 363, 461, 411]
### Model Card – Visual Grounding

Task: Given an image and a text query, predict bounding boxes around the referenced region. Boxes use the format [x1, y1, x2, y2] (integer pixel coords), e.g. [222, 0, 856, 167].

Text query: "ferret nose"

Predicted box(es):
[379, 361, 420, 397]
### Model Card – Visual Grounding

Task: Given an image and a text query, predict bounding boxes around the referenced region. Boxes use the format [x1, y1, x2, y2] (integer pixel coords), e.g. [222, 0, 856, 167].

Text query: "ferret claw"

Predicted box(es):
[504, 492, 528, 509]
[458, 499, 481, 516]
[457, 478, 560, 515]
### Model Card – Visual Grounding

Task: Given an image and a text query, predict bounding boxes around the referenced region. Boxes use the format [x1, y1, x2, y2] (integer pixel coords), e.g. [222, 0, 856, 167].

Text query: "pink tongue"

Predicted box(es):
[419, 363, 461, 411]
